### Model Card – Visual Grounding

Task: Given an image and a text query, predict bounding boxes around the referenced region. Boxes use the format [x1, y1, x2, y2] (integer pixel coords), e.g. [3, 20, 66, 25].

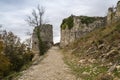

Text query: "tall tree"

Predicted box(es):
[26, 5, 45, 55]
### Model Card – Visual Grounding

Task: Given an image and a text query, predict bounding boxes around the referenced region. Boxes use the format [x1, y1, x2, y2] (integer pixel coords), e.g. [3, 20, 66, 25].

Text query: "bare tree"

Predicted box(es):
[26, 5, 45, 55]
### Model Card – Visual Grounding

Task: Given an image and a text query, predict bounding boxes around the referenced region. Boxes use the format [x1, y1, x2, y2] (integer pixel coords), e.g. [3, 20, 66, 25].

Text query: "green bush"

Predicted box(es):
[80, 16, 96, 25]
[40, 41, 50, 55]
[61, 15, 97, 30]
[0, 41, 11, 78]
[2, 32, 33, 72]
[61, 23, 67, 30]
[0, 54, 11, 78]
[61, 15, 74, 30]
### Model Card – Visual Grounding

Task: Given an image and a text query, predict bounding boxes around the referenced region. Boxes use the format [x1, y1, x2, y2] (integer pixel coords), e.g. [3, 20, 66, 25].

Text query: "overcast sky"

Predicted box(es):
[0, 0, 118, 43]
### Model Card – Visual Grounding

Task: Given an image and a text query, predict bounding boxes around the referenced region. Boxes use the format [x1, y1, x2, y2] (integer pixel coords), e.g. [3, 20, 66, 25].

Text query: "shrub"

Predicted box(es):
[39, 41, 50, 55]
[61, 15, 74, 30]
[80, 16, 96, 25]
[0, 54, 11, 78]
[0, 41, 11, 78]
[2, 31, 33, 72]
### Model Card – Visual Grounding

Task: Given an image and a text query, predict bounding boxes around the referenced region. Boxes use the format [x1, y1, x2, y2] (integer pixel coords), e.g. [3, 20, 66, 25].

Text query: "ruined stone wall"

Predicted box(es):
[107, 1, 120, 24]
[107, 8, 114, 24]
[60, 16, 106, 48]
[32, 24, 53, 53]
[60, 1, 120, 48]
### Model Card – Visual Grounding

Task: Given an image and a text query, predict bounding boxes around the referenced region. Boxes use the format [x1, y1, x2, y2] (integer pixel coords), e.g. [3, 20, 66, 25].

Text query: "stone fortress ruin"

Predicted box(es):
[31, 1, 120, 49]
[107, 1, 120, 24]
[32, 24, 53, 53]
[60, 1, 120, 48]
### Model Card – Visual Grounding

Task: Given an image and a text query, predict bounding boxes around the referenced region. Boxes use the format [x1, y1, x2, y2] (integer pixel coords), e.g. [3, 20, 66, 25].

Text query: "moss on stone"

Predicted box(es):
[61, 15, 98, 30]
[61, 15, 74, 30]
[79, 16, 96, 25]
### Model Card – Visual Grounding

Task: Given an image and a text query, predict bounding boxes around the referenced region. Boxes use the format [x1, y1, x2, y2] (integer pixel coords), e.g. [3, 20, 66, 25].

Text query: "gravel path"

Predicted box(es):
[18, 47, 79, 80]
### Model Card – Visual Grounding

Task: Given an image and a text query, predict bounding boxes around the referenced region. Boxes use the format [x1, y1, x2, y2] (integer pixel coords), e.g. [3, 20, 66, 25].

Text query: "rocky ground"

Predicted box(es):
[18, 47, 80, 80]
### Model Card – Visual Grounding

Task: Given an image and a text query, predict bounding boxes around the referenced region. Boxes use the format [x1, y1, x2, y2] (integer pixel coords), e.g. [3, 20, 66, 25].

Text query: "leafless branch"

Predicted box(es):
[26, 5, 45, 27]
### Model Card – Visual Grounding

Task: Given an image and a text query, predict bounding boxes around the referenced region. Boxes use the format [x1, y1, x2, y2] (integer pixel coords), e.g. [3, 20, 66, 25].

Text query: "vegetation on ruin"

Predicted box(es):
[79, 16, 96, 25]
[61, 15, 103, 30]
[61, 15, 74, 30]
[34, 27, 50, 55]
[26, 5, 49, 55]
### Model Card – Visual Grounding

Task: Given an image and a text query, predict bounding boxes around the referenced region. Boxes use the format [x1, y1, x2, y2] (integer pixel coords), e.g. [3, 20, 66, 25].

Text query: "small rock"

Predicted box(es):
[88, 59, 96, 63]
[78, 59, 86, 64]
[82, 71, 90, 75]
[106, 49, 119, 56]
[116, 65, 120, 70]
[108, 61, 118, 73]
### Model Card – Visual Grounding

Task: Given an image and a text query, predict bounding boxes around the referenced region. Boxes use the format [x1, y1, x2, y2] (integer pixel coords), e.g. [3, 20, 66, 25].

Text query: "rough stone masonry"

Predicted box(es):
[60, 1, 120, 48]
[32, 24, 53, 54]
[60, 16, 106, 48]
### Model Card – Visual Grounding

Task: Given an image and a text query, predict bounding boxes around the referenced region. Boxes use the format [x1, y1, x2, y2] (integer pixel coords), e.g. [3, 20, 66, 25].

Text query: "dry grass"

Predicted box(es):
[63, 22, 120, 79]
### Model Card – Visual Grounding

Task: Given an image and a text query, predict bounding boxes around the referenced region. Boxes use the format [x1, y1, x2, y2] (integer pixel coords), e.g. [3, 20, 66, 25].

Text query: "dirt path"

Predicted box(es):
[18, 47, 79, 80]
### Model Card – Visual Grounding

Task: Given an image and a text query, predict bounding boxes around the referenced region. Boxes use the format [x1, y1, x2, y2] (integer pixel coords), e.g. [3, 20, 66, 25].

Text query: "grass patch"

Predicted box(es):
[63, 51, 109, 80]
[64, 58, 108, 79]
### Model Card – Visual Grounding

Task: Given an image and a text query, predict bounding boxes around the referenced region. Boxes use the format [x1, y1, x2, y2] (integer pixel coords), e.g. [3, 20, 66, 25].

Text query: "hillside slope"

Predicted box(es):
[63, 22, 120, 80]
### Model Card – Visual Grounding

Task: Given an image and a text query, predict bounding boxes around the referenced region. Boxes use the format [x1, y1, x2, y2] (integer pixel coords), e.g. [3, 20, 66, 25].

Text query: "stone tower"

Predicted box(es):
[107, 7, 114, 24]
[32, 24, 53, 53]
[116, 1, 120, 17]
[107, 1, 120, 24]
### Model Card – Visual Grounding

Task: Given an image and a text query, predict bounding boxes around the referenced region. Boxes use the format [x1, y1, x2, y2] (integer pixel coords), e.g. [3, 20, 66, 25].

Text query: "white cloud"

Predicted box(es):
[0, 0, 119, 43]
